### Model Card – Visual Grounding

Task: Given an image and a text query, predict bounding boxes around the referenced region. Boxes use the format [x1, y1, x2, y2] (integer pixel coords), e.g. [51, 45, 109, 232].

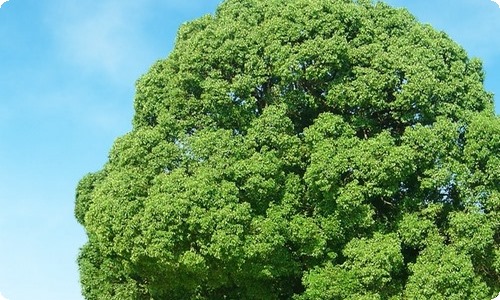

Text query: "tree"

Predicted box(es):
[75, 0, 500, 299]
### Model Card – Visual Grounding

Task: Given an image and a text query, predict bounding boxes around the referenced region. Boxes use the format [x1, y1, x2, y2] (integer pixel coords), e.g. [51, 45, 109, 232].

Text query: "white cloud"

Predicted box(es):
[46, 0, 157, 84]
[0, 0, 9, 9]
[44, 0, 223, 86]
[60, 7, 128, 75]
[0, 292, 9, 300]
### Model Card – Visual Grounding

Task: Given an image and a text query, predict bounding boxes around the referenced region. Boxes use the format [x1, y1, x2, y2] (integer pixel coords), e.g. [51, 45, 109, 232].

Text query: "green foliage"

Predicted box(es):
[76, 0, 500, 299]
[405, 244, 489, 300]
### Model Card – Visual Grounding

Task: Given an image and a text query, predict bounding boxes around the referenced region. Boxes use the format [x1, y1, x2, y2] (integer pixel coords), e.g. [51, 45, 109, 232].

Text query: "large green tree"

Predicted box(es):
[75, 0, 500, 299]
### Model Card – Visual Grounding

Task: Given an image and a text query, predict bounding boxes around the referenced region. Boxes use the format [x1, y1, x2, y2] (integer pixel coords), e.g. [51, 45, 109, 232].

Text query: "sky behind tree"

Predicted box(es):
[0, 1, 498, 299]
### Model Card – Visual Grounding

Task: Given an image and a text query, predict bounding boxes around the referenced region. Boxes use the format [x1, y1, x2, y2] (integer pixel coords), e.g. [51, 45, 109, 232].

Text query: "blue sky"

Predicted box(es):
[0, 1, 498, 299]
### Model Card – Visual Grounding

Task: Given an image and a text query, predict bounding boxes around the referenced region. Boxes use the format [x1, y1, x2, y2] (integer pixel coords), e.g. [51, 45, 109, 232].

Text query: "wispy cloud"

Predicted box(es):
[0, 292, 9, 300]
[46, 0, 157, 84]
[43, 0, 224, 86]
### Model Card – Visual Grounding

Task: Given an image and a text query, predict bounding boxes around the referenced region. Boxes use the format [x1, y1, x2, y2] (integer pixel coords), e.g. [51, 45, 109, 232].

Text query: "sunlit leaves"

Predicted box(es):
[76, 0, 499, 299]
[405, 244, 489, 300]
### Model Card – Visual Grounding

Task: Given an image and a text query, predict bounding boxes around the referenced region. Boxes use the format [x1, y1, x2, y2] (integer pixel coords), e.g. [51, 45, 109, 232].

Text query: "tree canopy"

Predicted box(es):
[75, 0, 500, 299]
